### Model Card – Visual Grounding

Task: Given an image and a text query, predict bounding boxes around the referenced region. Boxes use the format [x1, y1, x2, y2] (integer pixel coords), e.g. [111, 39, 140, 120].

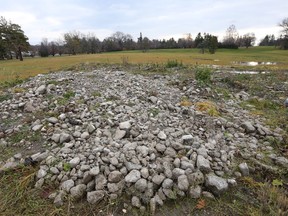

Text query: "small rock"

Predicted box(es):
[205, 175, 228, 196]
[162, 178, 174, 189]
[89, 166, 100, 176]
[32, 124, 43, 131]
[149, 96, 158, 104]
[54, 191, 66, 207]
[47, 117, 58, 124]
[187, 171, 205, 185]
[238, 162, 249, 176]
[135, 178, 148, 192]
[60, 179, 75, 193]
[119, 121, 132, 130]
[182, 135, 193, 144]
[95, 174, 107, 190]
[131, 196, 141, 208]
[275, 157, 288, 168]
[107, 183, 120, 193]
[241, 121, 256, 133]
[284, 98, 288, 107]
[140, 167, 149, 179]
[59, 133, 71, 144]
[108, 171, 123, 183]
[36, 85, 46, 94]
[196, 155, 211, 174]
[37, 169, 47, 179]
[189, 185, 202, 198]
[158, 131, 167, 140]
[81, 132, 90, 139]
[87, 190, 105, 204]
[125, 170, 141, 183]
[202, 191, 215, 199]
[35, 178, 45, 189]
[114, 128, 126, 140]
[50, 167, 59, 175]
[70, 184, 86, 200]
[69, 157, 80, 168]
[87, 124, 96, 134]
[152, 174, 165, 185]
[51, 134, 60, 143]
[177, 175, 189, 191]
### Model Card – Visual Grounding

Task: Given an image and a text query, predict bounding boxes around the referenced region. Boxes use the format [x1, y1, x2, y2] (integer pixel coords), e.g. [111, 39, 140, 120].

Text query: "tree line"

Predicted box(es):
[36, 27, 255, 57]
[1, 16, 288, 60]
[0, 16, 29, 60]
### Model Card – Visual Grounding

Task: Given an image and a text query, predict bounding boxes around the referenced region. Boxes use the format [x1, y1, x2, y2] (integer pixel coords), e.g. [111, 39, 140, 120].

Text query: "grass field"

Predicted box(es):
[1, 46, 288, 215]
[0, 46, 287, 83]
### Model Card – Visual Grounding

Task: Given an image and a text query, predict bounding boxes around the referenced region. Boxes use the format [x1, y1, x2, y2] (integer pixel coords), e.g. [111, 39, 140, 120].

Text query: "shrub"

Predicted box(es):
[166, 59, 183, 68]
[195, 66, 212, 85]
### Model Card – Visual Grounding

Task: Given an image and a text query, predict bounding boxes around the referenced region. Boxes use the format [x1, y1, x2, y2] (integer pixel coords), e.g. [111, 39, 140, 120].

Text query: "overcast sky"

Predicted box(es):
[1, 0, 287, 45]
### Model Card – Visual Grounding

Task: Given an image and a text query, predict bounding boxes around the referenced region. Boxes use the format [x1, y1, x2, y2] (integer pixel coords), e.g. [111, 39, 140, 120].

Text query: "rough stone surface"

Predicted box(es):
[87, 190, 105, 204]
[125, 170, 141, 183]
[189, 185, 202, 198]
[70, 184, 87, 199]
[0, 68, 285, 211]
[61, 179, 75, 193]
[205, 175, 228, 196]
[196, 155, 211, 173]
[238, 162, 250, 176]
[108, 171, 123, 183]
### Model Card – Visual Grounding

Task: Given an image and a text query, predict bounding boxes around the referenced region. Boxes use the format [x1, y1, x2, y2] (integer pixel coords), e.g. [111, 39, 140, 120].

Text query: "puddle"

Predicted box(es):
[216, 70, 269, 74]
[230, 71, 269, 74]
[233, 61, 277, 66]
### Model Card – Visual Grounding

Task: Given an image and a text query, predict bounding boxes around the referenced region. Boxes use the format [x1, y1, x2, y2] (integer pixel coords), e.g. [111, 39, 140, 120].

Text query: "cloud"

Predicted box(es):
[1, 0, 287, 44]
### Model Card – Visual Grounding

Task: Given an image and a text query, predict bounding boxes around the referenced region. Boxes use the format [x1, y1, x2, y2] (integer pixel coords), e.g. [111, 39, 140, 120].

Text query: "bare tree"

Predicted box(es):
[64, 31, 81, 55]
[279, 18, 288, 35]
[278, 18, 288, 49]
[222, 24, 239, 48]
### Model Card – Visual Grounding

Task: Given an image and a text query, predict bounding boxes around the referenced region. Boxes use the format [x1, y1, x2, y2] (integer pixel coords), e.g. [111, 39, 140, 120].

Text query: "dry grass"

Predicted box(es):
[1, 46, 287, 83]
[195, 101, 220, 116]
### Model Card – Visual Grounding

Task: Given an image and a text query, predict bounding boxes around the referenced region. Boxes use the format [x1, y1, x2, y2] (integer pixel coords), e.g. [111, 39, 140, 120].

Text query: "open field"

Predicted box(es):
[0, 46, 288, 215]
[0, 46, 287, 83]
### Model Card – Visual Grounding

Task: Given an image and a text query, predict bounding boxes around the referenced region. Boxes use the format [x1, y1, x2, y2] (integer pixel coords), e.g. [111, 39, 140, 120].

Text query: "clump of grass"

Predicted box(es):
[195, 101, 219, 116]
[106, 95, 120, 101]
[13, 87, 25, 93]
[63, 90, 75, 99]
[63, 163, 71, 172]
[121, 56, 129, 66]
[180, 96, 192, 107]
[92, 91, 102, 97]
[166, 59, 183, 68]
[0, 93, 12, 102]
[194, 66, 212, 85]
[47, 80, 59, 85]
[149, 108, 160, 117]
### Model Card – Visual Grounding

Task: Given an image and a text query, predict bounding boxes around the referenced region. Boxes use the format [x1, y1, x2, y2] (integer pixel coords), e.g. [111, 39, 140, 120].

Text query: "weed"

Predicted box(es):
[194, 66, 212, 85]
[13, 87, 25, 93]
[180, 96, 192, 107]
[47, 80, 59, 85]
[0, 93, 12, 102]
[121, 56, 129, 66]
[92, 91, 102, 97]
[195, 101, 220, 116]
[63, 163, 71, 172]
[106, 95, 120, 101]
[9, 128, 28, 143]
[149, 108, 160, 117]
[166, 59, 183, 68]
[63, 90, 75, 99]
